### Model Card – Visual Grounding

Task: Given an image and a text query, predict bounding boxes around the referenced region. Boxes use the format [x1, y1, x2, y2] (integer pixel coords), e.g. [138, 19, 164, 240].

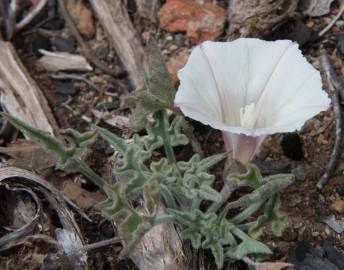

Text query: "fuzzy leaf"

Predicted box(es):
[226, 174, 294, 209]
[144, 112, 188, 152]
[96, 126, 128, 153]
[98, 183, 127, 219]
[198, 185, 222, 202]
[227, 163, 263, 188]
[3, 113, 97, 167]
[97, 127, 152, 197]
[97, 182, 152, 256]
[165, 153, 224, 202]
[226, 238, 272, 260]
[119, 212, 145, 244]
[3, 113, 72, 163]
[178, 153, 226, 174]
[143, 180, 159, 216]
[61, 128, 97, 150]
[168, 172, 220, 202]
[123, 40, 175, 130]
[169, 209, 236, 269]
[249, 194, 287, 238]
[210, 243, 224, 269]
[272, 216, 288, 237]
[183, 228, 202, 248]
[150, 158, 174, 177]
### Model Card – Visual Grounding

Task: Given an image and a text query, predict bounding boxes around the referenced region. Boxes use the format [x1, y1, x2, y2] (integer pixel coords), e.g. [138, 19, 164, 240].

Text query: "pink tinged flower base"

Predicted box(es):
[222, 132, 267, 165]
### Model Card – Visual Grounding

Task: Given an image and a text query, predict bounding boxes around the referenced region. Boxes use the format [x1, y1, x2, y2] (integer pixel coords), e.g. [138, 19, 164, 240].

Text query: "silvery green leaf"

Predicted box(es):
[272, 216, 287, 237]
[97, 127, 152, 197]
[3, 112, 73, 164]
[119, 212, 145, 244]
[230, 202, 262, 225]
[227, 163, 263, 188]
[169, 209, 236, 269]
[144, 111, 188, 152]
[143, 180, 159, 216]
[182, 228, 202, 248]
[168, 116, 189, 147]
[178, 153, 226, 174]
[150, 158, 175, 182]
[248, 194, 287, 239]
[97, 183, 126, 219]
[226, 238, 272, 260]
[123, 39, 175, 131]
[96, 126, 128, 153]
[60, 128, 97, 150]
[198, 185, 221, 202]
[226, 174, 294, 209]
[209, 243, 224, 269]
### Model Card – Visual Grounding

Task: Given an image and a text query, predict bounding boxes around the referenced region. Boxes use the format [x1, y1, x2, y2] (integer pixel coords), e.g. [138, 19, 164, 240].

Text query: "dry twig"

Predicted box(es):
[16, 0, 49, 31]
[317, 54, 343, 190]
[81, 237, 121, 252]
[0, 0, 20, 40]
[50, 73, 102, 93]
[318, 5, 344, 37]
[0, 41, 59, 135]
[88, 0, 148, 89]
[57, 0, 125, 78]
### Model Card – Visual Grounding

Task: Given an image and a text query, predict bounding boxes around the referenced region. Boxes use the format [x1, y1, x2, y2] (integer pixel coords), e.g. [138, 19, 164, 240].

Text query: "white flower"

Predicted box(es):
[175, 38, 330, 164]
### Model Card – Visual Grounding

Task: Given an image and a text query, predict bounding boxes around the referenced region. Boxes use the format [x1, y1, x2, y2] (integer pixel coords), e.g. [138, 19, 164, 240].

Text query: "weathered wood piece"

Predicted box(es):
[129, 207, 186, 270]
[227, 0, 298, 40]
[0, 41, 59, 135]
[89, 0, 147, 89]
[38, 50, 93, 72]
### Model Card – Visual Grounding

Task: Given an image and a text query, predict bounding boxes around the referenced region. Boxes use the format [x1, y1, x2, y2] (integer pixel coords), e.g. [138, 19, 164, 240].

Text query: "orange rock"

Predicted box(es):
[67, 0, 96, 38]
[331, 198, 344, 213]
[159, 0, 226, 44]
[167, 50, 190, 85]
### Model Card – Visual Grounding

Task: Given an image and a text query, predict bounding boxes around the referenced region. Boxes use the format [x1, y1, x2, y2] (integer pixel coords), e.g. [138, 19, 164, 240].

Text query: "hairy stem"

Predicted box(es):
[71, 158, 109, 189]
[157, 110, 182, 177]
[207, 183, 232, 213]
[154, 214, 175, 225]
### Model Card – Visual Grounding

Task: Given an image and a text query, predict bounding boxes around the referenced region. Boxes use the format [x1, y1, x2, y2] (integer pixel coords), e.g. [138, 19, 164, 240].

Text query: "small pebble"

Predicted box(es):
[312, 231, 319, 237]
[317, 134, 328, 145]
[169, 44, 178, 51]
[292, 164, 311, 181]
[330, 198, 344, 213]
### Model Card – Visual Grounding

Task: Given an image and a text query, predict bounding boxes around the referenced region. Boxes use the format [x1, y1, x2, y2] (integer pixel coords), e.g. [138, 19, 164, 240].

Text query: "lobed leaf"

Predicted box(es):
[123, 40, 175, 131]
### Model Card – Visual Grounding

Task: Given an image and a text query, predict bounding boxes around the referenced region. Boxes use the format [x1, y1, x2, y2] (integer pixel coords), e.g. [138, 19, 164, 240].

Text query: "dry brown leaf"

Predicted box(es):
[0, 140, 58, 173]
[62, 181, 105, 209]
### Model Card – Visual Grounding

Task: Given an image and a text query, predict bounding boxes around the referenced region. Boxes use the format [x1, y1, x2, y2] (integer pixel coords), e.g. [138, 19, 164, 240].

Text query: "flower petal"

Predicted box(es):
[175, 39, 330, 136]
[223, 132, 266, 165]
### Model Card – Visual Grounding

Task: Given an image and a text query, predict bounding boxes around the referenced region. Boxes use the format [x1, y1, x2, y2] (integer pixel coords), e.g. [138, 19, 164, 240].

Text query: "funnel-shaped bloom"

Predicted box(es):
[175, 39, 330, 164]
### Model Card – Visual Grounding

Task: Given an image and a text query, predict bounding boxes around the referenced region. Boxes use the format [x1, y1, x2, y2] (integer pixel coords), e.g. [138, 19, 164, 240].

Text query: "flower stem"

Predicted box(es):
[156, 110, 182, 176]
[153, 214, 175, 226]
[163, 141, 177, 164]
[207, 183, 232, 213]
